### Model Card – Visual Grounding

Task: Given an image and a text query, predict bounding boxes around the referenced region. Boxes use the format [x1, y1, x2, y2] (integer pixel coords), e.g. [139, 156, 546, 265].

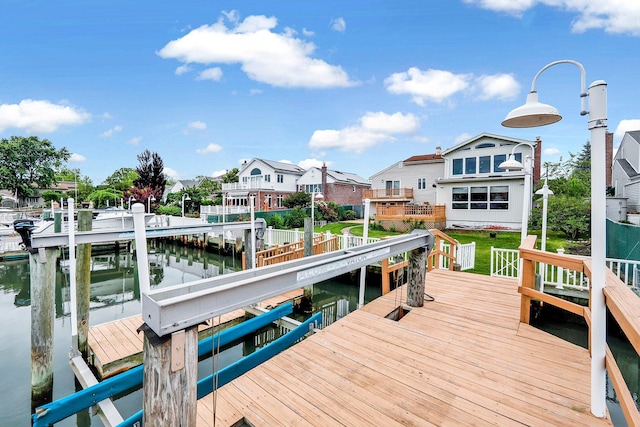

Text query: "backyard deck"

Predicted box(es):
[196, 268, 612, 426]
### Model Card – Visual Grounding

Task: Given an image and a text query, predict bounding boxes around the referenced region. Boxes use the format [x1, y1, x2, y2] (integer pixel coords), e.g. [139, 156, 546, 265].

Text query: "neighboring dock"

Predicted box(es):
[196, 269, 612, 426]
[88, 288, 303, 379]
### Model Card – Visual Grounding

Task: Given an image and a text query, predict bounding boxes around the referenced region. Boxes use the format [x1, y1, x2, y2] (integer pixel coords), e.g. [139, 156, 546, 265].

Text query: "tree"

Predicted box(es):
[87, 188, 122, 208]
[133, 150, 166, 197]
[103, 167, 138, 192]
[282, 192, 311, 208]
[221, 168, 240, 184]
[0, 136, 70, 206]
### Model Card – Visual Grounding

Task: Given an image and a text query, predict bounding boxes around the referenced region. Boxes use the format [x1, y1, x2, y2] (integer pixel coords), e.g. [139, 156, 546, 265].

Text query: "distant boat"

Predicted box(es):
[93, 208, 156, 229]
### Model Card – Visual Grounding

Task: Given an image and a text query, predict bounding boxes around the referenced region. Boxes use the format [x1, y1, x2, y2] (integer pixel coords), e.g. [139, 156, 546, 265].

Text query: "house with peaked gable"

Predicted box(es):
[222, 158, 305, 210]
[365, 133, 542, 231]
[367, 148, 444, 215]
[612, 130, 640, 213]
[436, 133, 541, 229]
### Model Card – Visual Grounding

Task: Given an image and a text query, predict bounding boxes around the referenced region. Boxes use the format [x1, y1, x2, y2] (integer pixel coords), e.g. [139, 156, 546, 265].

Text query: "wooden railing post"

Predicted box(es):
[519, 235, 538, 324]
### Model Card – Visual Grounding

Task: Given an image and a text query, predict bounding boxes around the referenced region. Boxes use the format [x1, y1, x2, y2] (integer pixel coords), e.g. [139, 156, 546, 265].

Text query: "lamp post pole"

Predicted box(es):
[181, 193, 190, 218]
[501, 60, 607, 417]
[498, 142, 535, 243]
[147, 195, 156, 213]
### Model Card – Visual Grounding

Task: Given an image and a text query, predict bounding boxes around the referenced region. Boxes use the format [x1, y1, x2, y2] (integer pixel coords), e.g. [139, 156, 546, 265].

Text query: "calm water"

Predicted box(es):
[0, 241, 381, 426]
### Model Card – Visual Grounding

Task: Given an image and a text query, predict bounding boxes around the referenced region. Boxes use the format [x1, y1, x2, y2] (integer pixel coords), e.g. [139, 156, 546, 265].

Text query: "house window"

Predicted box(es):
[242, 177, 248, 183]
[470, 187, 488, 209]
[490, 186, 509, 210]
[417, 178, 426, 189]
[453, 158, 463, 175]
[476, 143, 496, 149]
[452, 187, 468, 209]
[494, 153, 522, 172]
[265, 174, 271, 182]
[452, 186, 510, 210]
[479, 156, 491, 173]
[385, 180, 400, 196]
[493, 154, 506, 172]
[465, 157, 476, 174]
[277, 194, 284, 207]
[277, 174, 284, 183]
[250, 168, 262, 176]
[305, 184, 322, 193]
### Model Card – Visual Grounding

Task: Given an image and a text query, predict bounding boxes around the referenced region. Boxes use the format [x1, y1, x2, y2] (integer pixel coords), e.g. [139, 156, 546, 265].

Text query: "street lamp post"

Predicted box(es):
[311, 187, 324, 230]
[181, 193, 191, 218]
[128, 196, 135, 210]
[498, 142, 536, 243]
[501, 59, 607, 417]
[147, 195, 156, 213]
[535, 172, 554, 293]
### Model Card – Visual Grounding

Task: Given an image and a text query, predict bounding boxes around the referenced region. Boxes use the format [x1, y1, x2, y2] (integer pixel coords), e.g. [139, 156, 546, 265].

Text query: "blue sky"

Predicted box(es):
[1, 1, 639, 185]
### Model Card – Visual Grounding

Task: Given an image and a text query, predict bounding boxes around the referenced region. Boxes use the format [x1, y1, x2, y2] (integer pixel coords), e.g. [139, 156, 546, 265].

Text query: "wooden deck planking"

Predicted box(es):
[87, 288, 303, 378]
[196, 269, 612, 426]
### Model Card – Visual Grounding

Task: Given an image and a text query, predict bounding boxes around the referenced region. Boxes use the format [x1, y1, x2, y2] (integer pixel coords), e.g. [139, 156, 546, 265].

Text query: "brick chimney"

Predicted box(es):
[533, 137, 542, 186]
[606, 131, 613, 187]
[321, 163, 328, 200]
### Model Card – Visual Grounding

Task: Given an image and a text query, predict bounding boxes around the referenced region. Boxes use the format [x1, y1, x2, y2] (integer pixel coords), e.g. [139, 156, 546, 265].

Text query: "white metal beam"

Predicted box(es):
[142, 230, 434, 337]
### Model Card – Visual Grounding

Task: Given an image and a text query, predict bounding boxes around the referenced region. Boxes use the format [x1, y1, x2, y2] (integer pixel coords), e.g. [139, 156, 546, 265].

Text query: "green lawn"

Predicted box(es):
[322, 223, 571, 276]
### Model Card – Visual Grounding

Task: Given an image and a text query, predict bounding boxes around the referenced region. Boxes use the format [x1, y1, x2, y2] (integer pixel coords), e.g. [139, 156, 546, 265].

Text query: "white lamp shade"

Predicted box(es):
[535, 187, 554, 196]
[502, 92, 562, 128]
[315, 193, 324, 200]
[498, 154, 524, 171]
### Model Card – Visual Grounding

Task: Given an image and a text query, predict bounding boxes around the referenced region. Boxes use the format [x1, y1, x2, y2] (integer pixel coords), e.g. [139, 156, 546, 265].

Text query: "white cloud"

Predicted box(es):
[196, 143, 223, 154]
[212, 169, 227, 177]
[197, 67, 223, 81]
[128, 137, 142, 146]
[614, 119, 640, 142]
[464, 0, 640, 36]
[302, 28, 315, 36]
[475, 74, 520, 100]
[298, 158, 328, 170]
[309, 111, 420, 154]
[69, 153, 86, 162]
[100, 125, 122, 138]
[164, 167, 182, 179]
[249, 89, 263, 96]
[454, 133, 473, 144]
[385, 67, 520, 105]
[175, 64, 192, 75]
[384, 68, 472, 106]
[188, 121, 207, 130]
[331, 17, 346, 32]
[158, 12, 355, 88]
[0, 99, 90, 133]
[544, 147, 562, 156]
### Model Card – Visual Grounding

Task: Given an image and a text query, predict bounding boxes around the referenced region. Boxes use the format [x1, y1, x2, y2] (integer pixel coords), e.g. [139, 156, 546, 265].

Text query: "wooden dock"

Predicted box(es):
[196, 269, 613, 426]
[87, 288, 303, 379]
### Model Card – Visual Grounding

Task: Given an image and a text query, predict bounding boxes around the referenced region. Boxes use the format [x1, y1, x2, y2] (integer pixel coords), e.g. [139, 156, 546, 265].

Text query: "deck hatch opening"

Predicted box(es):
[231, 417, 256, 427]
[385, 305, 411, 321]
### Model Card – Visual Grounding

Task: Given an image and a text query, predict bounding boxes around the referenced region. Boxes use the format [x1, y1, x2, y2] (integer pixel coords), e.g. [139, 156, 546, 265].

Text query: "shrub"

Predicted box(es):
[284, 206, 307, 228]
[155, 205, 181, 216]
[268, 214, 284, 229]
[340, 209, 357, 221]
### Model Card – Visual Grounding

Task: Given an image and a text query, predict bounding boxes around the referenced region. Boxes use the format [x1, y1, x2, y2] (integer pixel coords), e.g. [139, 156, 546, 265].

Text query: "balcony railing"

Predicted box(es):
[364, 188, 413, 199]
[376, 204, 446, 219]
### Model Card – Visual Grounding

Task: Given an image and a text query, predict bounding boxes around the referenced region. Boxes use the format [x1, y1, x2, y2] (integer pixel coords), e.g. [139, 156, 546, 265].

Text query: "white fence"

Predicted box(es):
[490, 247, 640, 292]
[263, 227, 475, 270]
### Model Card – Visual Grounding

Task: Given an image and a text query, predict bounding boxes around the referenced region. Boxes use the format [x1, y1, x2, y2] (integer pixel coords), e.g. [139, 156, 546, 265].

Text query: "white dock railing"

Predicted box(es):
[490, 247, 640, 292]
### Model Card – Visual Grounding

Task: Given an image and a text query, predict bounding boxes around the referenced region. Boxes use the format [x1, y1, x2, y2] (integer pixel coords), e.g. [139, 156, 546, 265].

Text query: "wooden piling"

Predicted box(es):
[142, 325, 198, 426]
[301, 217, 314, 312]
[406, 246, 427, 307]
[243, 229, 254, 269]
[76, 210, 92, 357]
[30, 247, 59, 407]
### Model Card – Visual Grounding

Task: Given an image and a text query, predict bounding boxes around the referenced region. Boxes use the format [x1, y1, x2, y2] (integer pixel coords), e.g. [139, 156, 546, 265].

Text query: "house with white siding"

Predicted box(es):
[222, 159, 305, 210]
[436, 133, 541, 229]
[366, 133, 541, 231]
[612, 130, 640, 212]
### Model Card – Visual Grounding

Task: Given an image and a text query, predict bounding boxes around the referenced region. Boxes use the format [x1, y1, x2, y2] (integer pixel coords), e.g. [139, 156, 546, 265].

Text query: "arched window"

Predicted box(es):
[250, 168, 262, 176]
